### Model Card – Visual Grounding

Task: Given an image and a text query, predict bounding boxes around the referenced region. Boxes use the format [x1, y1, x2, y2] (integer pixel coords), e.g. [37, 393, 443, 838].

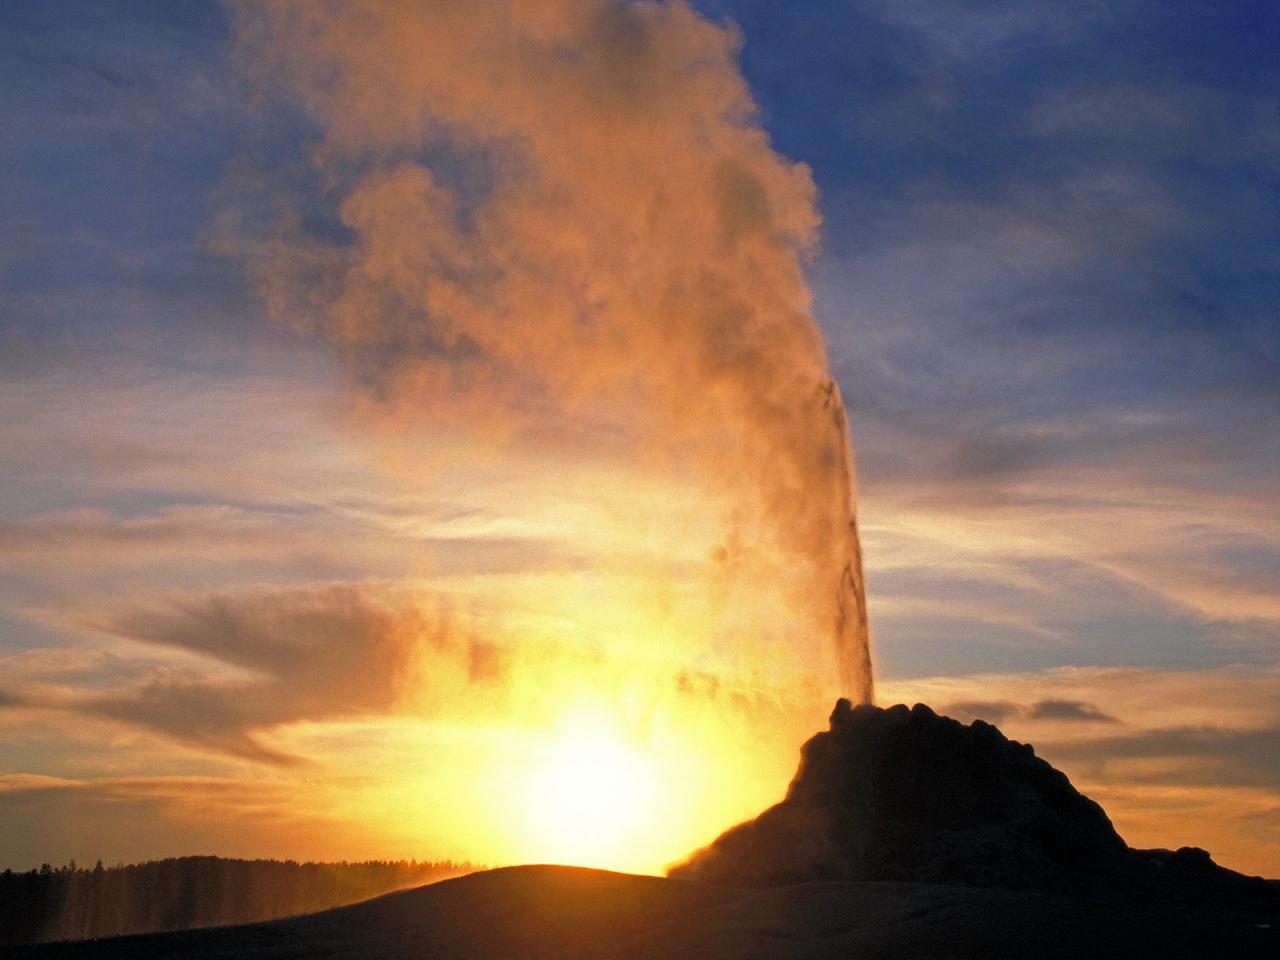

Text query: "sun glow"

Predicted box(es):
[517, 711, 663, 872]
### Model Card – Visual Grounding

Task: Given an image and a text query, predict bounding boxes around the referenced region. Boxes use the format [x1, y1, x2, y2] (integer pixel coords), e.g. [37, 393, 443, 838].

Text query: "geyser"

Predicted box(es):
[229, 0, 874, 701]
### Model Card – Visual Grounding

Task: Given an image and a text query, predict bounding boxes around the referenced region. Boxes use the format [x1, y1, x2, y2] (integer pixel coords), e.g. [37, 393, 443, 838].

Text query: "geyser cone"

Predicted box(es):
[671, 700, 1280, 916]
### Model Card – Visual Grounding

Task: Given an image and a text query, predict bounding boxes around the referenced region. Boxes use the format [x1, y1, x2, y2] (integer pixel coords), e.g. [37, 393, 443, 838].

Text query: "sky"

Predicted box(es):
[1, 1, 1278, 877]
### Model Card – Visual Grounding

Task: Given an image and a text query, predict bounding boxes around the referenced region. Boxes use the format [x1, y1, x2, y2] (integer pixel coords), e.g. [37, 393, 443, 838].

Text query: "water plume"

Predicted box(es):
[227, 0, 873, 703]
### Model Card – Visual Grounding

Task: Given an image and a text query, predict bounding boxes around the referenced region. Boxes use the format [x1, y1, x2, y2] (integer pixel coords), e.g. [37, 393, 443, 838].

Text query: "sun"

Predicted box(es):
[517, 711, 663, 872]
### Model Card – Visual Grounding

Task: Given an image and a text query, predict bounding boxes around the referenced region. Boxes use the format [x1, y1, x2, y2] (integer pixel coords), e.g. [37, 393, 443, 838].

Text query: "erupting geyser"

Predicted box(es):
[228, 0, 874, 703]
[828, 381, 874, 705]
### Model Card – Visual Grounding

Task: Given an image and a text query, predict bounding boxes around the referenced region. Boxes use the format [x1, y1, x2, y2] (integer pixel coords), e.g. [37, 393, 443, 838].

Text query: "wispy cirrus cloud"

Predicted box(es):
[943, 697, 1119, 726]
[3, 585, 511, 766]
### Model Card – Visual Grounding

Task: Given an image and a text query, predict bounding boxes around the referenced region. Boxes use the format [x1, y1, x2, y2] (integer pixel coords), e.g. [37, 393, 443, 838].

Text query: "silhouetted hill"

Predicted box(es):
[0, 856, 472, 946]
[671, 700, 1279, 916]
[10, 864, 1279, 960]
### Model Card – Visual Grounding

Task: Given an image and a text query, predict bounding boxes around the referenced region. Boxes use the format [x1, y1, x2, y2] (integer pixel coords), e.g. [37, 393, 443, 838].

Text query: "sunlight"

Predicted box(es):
[517, 711, 662, 872]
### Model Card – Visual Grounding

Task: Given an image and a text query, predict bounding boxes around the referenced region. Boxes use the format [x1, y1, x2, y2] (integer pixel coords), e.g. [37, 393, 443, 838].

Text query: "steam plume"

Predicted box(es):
[228, 0, 873, 702]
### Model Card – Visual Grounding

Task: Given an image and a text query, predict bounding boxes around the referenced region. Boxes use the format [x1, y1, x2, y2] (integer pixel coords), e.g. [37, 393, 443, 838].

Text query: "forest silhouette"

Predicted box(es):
[0, 856, 473, 945]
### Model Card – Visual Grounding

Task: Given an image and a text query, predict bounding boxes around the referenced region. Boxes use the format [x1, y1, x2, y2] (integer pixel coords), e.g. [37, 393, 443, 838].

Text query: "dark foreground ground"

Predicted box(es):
[8, 865, 1277, 960]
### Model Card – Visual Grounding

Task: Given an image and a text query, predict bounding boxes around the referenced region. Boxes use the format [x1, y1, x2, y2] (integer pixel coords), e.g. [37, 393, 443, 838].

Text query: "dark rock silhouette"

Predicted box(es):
[670, 700, 1279, 916]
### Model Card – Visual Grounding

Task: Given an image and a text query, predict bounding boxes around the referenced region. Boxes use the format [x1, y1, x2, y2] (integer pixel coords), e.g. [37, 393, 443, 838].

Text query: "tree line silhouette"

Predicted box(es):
[0, 856, 475, 945]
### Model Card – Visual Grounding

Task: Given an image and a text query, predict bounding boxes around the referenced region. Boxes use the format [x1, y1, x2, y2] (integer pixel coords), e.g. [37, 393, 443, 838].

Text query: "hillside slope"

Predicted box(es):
[12, 864, 1278, 960]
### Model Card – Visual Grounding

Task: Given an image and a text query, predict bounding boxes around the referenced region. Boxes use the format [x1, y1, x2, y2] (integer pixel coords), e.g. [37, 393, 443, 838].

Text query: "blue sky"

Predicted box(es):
[716, 0, 1280, 675]
[1, 1, 1278, 876]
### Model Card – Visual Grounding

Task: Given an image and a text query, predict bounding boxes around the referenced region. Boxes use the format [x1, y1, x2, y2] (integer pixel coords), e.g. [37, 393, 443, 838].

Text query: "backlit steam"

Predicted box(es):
[229, 0, 873, 703]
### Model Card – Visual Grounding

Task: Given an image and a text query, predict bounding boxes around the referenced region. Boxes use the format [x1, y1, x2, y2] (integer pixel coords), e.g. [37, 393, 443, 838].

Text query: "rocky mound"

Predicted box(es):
[670, 701, 1278, 913]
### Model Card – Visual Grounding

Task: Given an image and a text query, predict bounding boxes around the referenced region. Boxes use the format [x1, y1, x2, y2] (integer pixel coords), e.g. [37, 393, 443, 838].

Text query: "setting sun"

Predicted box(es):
[518, 713, 661, 871]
